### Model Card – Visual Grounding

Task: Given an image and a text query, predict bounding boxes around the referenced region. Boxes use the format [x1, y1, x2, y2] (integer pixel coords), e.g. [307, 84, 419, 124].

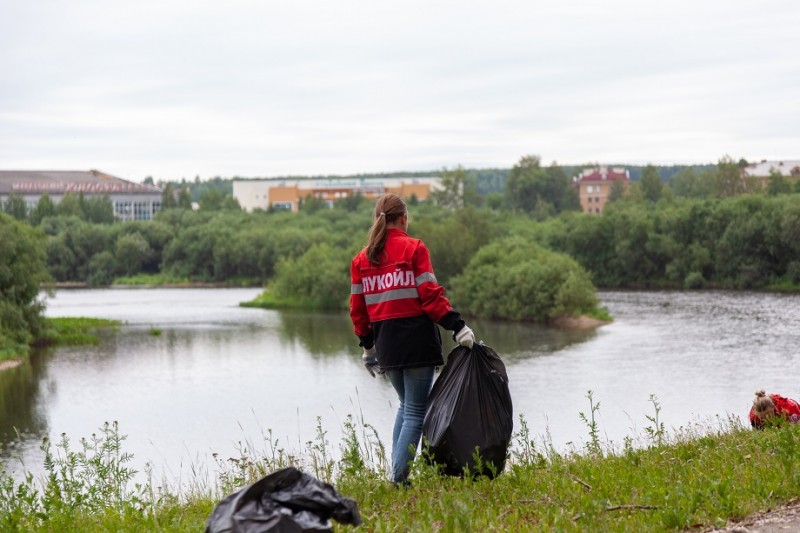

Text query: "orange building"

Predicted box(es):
[233, 177, 441, 212]
[572, 166, 630, 214]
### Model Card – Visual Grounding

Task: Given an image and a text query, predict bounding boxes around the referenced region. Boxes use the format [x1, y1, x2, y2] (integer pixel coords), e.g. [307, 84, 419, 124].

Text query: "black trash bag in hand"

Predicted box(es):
[205, 466, 363, 533]
[422, 342, 513, 479]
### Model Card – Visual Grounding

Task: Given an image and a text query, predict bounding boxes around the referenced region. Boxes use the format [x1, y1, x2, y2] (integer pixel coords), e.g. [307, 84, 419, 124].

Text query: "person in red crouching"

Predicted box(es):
[749, 389, 800, 429]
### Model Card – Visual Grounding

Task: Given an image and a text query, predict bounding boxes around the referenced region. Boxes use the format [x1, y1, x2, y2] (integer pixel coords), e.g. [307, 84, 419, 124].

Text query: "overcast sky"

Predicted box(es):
[1, 1, 798, 182]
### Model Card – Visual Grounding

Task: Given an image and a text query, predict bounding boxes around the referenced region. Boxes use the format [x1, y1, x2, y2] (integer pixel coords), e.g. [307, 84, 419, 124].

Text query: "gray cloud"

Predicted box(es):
[1, 0, 798, 180]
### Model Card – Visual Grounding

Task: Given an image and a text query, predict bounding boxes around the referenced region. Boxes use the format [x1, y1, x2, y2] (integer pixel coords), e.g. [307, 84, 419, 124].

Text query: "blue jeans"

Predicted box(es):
[385, 366, 435, 483]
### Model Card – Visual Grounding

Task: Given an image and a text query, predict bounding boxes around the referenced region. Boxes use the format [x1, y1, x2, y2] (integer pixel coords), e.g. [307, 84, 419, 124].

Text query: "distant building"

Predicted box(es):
[743, 160, 800, 188]
[572, 166, 631, 214]
[233, 176, 442, 213]
[0, 170, 163, 221]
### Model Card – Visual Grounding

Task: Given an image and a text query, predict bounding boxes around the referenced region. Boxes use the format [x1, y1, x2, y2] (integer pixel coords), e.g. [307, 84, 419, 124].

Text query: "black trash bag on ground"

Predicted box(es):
[205, 466, 363, 533]
[422, 342, 513, 479]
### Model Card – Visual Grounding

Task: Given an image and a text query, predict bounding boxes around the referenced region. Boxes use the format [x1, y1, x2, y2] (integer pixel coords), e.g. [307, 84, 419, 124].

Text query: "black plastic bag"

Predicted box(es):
[205, 466, 363, 533]
[422, 342, 513, 478]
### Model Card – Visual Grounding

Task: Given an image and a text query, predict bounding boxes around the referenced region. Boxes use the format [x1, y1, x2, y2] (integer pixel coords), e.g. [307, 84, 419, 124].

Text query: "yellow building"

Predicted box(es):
[233, 176, 441, 212]
[572, 166, 630, 214]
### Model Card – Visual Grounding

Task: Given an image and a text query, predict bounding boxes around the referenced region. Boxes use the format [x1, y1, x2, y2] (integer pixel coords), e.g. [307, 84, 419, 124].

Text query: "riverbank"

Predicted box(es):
[3, 414, 800, 531]
[0, 317, 120, 373]
[0, 359, 22, 372]
[550, 315, 611, 329]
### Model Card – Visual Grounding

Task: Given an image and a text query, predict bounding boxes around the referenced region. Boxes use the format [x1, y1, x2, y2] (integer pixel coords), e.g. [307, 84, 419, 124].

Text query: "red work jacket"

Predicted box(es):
[350, 228, 454, 369]
[749, 394, 800, 428]
[350, 229, 452, 335]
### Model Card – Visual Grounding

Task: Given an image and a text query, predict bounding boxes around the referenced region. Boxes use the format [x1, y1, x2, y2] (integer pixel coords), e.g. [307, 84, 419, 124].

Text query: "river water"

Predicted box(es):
[1, 288, 799, 485]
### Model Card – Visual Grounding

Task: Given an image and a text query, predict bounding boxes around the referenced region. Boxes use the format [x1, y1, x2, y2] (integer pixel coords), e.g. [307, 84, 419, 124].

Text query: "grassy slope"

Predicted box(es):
[3, 413, 800, 532]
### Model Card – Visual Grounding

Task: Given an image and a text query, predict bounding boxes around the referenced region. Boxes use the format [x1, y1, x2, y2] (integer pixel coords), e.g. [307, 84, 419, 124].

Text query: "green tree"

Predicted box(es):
[30, 193, 57, 225]
[161, 183, 178, 209]
[115, 233, 153, 276]
[162, 224, 225, 280]
[82, 195, 115, 224]
[715, 155, 755, 198]
[221, 195, 241, 211]
[608, 180, 626, 203]
[413, 207, 498, 285]
[334, 193, 366, 212]
[506, 156, 576, 215]
[87, 251, 116, 286]
[271, 243, 351, 309]
[199, 189, 225, 211]
[125, 220, 175, 273]
[449, 236, 599, 322]
[57, 192, 84, 218]
[767, 169, 792, 196]
[669, 168, 716, 198]
[44, 218, 112, 281]
[431, 166, 478, 210]
[640, 165, 663, 203]
[3, 192, 28, 220]
[298, 195, 328, 213]
[178, 187, 192, 209]
[0, 213, 49, 355]
[485, 192, 506, 210]
[546, 163, 580, 212]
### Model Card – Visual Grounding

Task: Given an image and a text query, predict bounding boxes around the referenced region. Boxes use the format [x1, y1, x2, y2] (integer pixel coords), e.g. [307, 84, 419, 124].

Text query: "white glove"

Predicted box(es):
[362, 347, 379, 378]
[454, 325, 475, 349]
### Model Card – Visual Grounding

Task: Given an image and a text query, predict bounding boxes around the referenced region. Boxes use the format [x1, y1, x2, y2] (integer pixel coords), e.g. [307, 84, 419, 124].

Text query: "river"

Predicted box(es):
[1, 288, 798, 486]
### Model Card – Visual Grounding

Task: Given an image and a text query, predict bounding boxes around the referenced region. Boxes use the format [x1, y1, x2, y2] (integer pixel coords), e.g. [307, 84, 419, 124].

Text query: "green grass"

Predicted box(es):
[112, 273, 196, 286]
[0, 343, 28, 361]
[239, 288, 337, 310]
[1, 318, 121, 361]
[3, 398, 800, 532]
[584, 305, 613, 322]
[37, 317, 121, 347]
[765, 280, 800, 293]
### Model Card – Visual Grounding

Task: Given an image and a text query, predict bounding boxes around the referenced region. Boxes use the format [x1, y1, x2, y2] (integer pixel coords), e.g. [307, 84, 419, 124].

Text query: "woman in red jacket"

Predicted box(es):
[749, 389, 800, 429]
[350, 193, 475, 485]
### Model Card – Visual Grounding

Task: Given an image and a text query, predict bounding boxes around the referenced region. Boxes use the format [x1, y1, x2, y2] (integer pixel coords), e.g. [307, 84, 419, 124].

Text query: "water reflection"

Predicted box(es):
[2, 288, 799, 487]
[466, 318, 598, 363]
[0, 349, 49, 457]
[275, 311, 358, 357]
[271, 310, 597, 362]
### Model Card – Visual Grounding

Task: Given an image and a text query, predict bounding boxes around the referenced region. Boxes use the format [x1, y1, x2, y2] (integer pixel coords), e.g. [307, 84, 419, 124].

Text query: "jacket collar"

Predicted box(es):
[386, 227, 408, 237]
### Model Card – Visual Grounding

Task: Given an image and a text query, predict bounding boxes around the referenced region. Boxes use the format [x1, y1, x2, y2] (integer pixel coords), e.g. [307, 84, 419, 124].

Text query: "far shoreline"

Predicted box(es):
[0, 359, 22, 372]
[550, 315, 611, 329]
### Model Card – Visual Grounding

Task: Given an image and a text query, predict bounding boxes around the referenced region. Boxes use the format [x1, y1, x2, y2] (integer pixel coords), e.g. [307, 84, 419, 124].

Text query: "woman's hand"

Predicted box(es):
[362, 347, 380, 377]
[454, 325, 475, 349]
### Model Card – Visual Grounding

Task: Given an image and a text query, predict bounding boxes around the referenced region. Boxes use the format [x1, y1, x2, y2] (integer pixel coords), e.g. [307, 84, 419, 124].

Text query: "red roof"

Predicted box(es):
[575, 167, 630, 182]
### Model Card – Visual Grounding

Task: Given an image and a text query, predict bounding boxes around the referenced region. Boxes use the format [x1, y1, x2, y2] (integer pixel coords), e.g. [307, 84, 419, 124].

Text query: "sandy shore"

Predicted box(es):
[0, 359, 23, 372]
[550, 315, 610, 329]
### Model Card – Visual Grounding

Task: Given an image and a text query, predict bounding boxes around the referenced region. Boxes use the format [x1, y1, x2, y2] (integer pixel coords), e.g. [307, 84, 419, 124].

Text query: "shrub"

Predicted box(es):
[684, 271, 706, 290]
[0, 213, 49, 355]
[449, 237, 599, 322]
[270, 243, 352, 309]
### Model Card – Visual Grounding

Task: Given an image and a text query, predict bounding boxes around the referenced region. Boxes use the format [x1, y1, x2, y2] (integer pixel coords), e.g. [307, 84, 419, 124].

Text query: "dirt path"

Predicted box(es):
[705, 500, 800, 532]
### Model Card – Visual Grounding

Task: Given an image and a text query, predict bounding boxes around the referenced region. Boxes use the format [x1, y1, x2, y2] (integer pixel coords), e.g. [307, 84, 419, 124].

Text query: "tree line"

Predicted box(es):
[2, 153, 799, 354]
